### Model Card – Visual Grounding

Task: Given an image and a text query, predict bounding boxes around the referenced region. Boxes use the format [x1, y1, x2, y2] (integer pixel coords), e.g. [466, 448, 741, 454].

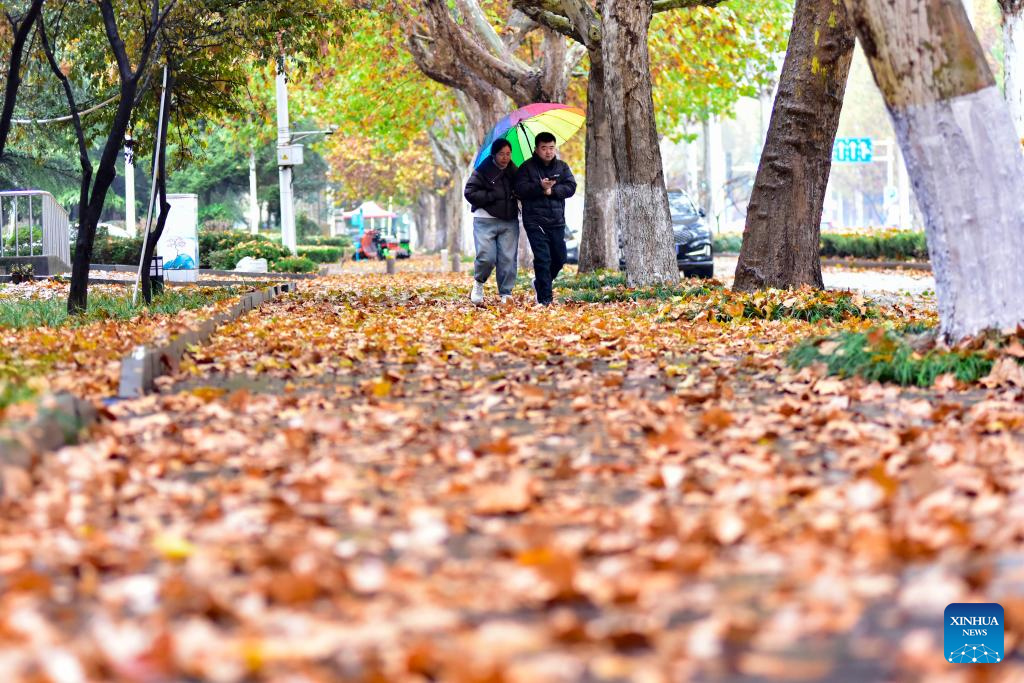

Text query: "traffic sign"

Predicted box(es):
[833, 137, 873, 164]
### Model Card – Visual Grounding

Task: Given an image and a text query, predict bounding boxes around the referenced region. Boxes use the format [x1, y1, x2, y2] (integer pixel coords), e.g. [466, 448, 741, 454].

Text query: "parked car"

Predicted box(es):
[668, 189, 714, 278]
[565, 227, 579, 264]
[617, 189, 714, 278]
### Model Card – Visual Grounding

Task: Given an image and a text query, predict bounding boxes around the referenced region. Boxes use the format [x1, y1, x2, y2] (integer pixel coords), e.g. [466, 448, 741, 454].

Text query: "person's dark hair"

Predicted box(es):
[490, 138, 512, 156]
[535, 132, 556, 147]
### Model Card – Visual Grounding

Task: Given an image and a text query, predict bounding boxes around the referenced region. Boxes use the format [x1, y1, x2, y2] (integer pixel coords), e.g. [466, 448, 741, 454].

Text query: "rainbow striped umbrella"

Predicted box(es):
[474, 103, 586, 168]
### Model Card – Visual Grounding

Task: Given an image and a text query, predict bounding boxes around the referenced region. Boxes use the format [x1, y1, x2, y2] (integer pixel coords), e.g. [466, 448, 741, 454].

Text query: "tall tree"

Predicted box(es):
[515, 0, 734, 276]
[843, 0, 1024, 341]
[0, 0, 45, 161]
[67, 0, 173, 313]
[733, 0, 855, 290]
[601, 0, 677, 285]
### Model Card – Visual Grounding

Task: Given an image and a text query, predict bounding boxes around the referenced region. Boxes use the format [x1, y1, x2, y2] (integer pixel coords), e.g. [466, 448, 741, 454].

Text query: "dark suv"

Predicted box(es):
[668, 189, 713, 278]
[617, 189, 714, 278]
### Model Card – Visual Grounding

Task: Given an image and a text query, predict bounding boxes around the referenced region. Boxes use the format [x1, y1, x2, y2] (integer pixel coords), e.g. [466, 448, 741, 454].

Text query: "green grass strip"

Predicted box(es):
[789, 329, 997, 387]
[0, 287, 238, 330]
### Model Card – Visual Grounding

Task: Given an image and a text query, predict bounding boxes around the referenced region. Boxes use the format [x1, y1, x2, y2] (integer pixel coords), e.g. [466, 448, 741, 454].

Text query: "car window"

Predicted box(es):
[668, 192, 700, 219]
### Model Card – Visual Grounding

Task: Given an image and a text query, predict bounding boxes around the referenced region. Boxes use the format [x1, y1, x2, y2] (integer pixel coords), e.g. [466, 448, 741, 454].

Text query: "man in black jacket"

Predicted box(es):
[514, 132, 577, 305]
[464, 139, 520, 305]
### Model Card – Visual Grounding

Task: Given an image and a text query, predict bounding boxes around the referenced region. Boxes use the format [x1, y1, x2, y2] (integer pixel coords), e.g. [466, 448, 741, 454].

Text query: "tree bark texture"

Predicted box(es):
[844, 0, 1024, 341]
[733, 0, 855, 291]
[600, 0, 677, 286]
[0, 0, 45, 161]
[577, 53, 619, 272]
[1000, 0, 1024, 139]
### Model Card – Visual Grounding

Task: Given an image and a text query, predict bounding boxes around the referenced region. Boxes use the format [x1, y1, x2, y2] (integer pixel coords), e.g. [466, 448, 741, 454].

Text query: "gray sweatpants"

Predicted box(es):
[473, 217, 520, 295]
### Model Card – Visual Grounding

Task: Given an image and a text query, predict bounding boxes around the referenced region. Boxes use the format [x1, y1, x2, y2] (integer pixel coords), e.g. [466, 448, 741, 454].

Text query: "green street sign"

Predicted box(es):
[833, 137, 873, 163]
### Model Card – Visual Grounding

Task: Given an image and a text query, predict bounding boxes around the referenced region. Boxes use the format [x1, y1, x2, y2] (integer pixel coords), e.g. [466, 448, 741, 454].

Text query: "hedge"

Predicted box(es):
[208, 240, 292, 270]
[820, 231, 928, 261]
[300, 235, 352, 248]
[272, 256, 318, 273]
[297, 246, 344, 263]
[713, 230, 929, 262]
[93, 232, 143, 265]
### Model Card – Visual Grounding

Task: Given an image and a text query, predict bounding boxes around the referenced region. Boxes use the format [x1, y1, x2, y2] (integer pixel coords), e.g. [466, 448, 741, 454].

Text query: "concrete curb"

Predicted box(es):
[90, 264, 318, 280]
[117, 281, 296, 399]
[0, 393, 98, 499]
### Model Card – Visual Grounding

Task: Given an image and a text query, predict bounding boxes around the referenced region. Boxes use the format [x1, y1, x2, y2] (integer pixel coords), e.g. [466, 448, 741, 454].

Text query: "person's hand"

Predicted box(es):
[540, 177, 556, 191]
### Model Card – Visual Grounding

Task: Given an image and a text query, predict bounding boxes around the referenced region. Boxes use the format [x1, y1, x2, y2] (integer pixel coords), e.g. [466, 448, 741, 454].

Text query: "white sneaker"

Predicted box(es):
[500, 295, 512, 305]
[471, 281, 485, 304]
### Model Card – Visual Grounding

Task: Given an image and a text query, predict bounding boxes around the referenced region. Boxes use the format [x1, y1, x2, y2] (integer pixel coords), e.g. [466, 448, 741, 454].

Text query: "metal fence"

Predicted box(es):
[0, 190, 71, 268]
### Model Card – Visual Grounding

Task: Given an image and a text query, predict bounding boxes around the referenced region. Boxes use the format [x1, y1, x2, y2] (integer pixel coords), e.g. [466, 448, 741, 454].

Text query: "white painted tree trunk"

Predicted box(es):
[1004, 5, 1024, 140]
[600, 0, 678, 286]
[844, 0, 1024, 341]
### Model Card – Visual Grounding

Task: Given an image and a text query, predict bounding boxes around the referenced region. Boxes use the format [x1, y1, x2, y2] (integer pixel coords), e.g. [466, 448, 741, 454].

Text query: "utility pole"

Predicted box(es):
[124, 133, 136, 237]
[249, 148, 259, 234]
[275, 41, 337, 253]
[276, 53, 297, 254]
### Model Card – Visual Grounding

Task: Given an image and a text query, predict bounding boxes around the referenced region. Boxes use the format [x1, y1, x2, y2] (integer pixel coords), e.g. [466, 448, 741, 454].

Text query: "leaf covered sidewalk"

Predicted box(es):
[2, 272, 1023, 682]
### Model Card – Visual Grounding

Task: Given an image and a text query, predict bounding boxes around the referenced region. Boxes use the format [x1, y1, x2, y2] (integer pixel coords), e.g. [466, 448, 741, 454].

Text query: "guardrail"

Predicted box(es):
[0, 190, 71, 269]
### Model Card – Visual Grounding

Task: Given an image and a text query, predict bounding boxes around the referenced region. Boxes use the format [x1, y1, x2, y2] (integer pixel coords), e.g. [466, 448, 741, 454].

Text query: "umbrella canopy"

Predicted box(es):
[474, 103, 585, 169]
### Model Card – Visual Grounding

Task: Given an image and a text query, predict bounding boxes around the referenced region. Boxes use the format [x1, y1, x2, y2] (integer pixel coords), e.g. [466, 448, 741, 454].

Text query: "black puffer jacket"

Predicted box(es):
[514, 155, 577, 227]
[464, 157, 519, 221]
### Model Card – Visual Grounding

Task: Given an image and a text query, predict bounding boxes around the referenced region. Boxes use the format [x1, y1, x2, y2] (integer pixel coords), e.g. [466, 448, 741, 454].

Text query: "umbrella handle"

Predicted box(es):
[519, 122, 534, 156]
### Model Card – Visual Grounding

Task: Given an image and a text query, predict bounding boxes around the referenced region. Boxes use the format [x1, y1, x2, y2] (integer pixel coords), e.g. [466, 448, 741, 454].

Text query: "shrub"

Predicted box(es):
[3, 226, 43, 251]
[714, 233, 743, 254]
[208, 239, 291, 270]
[272, 256, 318, 273]
[300, 235, 352, 248]
[201, 219, 234, 233]
[92, 232, 143, 265]
[297, 246, 343, 263]
[820, 230, 928, 261]
[297, 214, 323, 240]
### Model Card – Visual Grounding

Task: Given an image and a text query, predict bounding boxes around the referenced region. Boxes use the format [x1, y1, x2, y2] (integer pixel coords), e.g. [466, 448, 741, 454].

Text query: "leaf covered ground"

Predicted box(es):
[2, 267, 1023, 682]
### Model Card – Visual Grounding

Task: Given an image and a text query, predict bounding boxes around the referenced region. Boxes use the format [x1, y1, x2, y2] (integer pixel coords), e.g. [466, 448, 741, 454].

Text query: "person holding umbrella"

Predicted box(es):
[515, 131, 577, 306]
[465, 138, 520, 305]
[468, 103, 586, 305]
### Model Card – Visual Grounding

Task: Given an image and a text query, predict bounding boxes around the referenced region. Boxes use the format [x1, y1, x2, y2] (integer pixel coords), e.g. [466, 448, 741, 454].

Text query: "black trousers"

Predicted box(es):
[524, 223, 566, 304]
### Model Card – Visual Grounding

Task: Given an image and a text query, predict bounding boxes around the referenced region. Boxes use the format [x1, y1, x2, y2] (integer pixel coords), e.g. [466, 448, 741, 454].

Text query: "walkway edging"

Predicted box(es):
[117, 282, 296, 399]
[0, 393, 97, 500]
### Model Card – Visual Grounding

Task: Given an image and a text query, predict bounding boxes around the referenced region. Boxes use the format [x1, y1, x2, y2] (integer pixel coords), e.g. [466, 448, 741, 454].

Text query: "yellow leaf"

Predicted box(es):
[153, 533, 195, 561]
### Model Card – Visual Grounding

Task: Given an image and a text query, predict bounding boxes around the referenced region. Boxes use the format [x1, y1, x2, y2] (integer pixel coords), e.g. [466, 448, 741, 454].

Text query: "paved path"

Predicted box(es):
[2, 272, 1021, 682]
[714, 256, 936, 297]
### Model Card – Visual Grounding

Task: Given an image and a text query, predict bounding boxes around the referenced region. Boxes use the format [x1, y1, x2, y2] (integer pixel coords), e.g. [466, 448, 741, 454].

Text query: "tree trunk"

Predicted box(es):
[844, 0, 1024, 341]
[69, 83, 139, 314]
[0, 0, 45, 161]
[578, 51, 620, 272]
[600, 0, 677, 286]
[733, 0, 855, 291]
[1001, 0, 1024, 139]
